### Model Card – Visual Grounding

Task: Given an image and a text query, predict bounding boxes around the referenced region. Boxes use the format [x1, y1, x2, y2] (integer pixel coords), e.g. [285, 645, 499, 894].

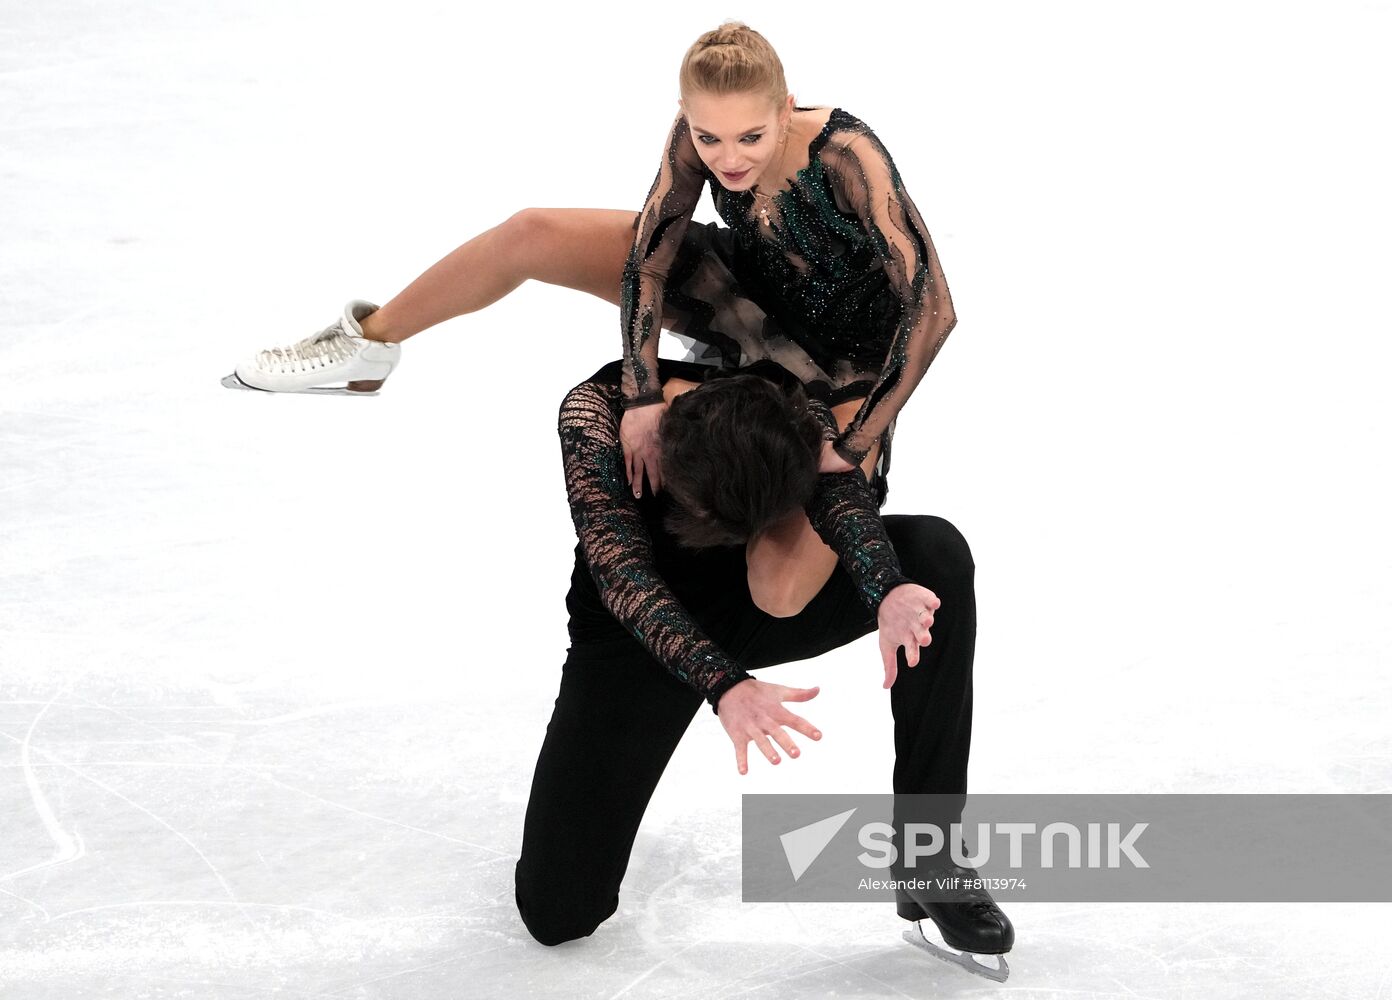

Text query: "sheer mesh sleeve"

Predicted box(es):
[619, 111, 709, 407]
[558, 377, 752, 714]
[803, 398, 915, 613]
[823, 130, 958, 466]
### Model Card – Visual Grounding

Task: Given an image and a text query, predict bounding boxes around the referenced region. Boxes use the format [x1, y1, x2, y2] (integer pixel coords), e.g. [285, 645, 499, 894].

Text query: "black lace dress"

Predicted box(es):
[618, 106, 958, 482]
[558, 357, 915, 715]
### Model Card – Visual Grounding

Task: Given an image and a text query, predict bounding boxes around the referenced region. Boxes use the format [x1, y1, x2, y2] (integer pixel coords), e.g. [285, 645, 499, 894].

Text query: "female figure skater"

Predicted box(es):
[524, 355, 1012, 981]
[221, 21, 957, 507]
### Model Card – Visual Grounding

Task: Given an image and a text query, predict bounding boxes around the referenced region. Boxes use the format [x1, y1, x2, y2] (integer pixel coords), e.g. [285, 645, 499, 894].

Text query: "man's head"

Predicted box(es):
[658, 373, 826, 549]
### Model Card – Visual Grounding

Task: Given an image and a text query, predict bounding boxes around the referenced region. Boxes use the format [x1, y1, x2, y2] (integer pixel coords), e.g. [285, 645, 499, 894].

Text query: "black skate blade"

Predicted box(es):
[219, 372, 378, 396]
[902, 923, 1010, 983]
[221, 372, 270, 391]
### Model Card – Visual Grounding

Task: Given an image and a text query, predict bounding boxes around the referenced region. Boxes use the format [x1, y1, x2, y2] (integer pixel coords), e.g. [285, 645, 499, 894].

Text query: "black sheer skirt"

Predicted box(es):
[631, 214, 896, 508]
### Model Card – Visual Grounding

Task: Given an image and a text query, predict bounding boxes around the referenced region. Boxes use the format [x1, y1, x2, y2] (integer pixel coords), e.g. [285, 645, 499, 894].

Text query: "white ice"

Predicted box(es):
[3, 1, 1391, 997]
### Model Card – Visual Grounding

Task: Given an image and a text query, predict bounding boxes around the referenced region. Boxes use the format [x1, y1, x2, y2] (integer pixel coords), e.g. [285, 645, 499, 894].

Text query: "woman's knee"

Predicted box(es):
[500, 207, 635, 302]
[884, 514, 974, 582]
[498, 207, 550, 270]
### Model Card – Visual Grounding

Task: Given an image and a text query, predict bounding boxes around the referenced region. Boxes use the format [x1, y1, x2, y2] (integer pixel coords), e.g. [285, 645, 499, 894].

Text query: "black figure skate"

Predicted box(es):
[896, 861, 1014, 982]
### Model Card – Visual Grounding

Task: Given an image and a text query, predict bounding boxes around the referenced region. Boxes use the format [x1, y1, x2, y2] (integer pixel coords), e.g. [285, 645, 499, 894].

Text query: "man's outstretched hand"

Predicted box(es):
[715, 678, 823, 775]
[877, 583, 941, 688]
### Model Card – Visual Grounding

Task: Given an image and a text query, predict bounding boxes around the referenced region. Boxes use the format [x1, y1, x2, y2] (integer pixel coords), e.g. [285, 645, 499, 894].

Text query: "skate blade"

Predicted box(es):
[220, 373, 381, 396]
[902, 922, 1010, 983]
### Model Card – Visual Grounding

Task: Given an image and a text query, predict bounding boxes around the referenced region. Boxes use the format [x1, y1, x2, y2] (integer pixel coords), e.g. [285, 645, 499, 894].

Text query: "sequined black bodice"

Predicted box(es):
[620, 106, 958, 468]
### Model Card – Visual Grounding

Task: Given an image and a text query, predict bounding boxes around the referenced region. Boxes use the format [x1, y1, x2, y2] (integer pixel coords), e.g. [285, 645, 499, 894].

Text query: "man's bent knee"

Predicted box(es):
[516, 864, 619, 946]
[886, 514, 975, 582]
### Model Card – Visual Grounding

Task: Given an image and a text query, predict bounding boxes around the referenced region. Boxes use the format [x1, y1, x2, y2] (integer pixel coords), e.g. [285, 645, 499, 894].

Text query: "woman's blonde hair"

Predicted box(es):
[679, 20, 788, 110]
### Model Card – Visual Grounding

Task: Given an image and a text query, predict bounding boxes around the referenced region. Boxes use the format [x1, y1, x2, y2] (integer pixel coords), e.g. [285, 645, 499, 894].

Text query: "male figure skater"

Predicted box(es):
[514, 358, 1012, 981]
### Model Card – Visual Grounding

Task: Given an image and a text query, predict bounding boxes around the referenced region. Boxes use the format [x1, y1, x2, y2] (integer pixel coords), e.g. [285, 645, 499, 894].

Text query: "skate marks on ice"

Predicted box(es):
[4, 680, 1391, 997]
[0, 681, 526, 991]
[3, 691, 86, 887]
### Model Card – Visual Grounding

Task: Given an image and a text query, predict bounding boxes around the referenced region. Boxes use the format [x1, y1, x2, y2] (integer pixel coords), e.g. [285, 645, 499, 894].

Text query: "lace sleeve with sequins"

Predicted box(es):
[802, 398, 915, 613]
[619, 111, 710, 408]
[558, 376, 752, 714]
[820, 129, 958, 466]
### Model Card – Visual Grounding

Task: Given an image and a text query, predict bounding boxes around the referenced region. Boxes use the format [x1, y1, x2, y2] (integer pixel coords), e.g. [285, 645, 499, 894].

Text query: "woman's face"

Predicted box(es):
[680, 91, 794, 190]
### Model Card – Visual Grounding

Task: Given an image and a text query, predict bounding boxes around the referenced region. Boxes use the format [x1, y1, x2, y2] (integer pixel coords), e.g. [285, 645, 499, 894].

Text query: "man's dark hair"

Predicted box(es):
[658, 373, 826, 549]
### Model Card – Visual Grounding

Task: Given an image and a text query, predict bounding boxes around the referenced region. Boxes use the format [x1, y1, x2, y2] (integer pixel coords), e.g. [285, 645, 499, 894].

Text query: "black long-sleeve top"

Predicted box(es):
[559, 358, 914, 714]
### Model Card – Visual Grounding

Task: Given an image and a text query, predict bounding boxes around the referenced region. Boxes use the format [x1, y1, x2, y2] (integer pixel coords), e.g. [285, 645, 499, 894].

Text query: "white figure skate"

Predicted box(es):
[221, 299, 400, 395]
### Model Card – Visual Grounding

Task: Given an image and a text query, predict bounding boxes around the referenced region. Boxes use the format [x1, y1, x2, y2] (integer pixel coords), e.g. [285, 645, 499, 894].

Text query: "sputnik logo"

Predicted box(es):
[781, 808, 858, 881]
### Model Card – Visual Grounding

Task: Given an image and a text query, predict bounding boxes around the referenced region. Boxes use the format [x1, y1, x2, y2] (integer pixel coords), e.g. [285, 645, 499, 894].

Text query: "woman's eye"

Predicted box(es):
[697, 134, 764, 145]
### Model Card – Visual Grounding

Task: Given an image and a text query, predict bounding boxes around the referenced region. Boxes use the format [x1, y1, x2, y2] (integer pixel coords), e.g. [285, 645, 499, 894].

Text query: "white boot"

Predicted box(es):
[221, 299, 400, 395]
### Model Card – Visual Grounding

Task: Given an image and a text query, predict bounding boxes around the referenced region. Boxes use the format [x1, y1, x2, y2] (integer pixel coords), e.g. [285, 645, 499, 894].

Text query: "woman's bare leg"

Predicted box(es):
[359, 208, 640, 343]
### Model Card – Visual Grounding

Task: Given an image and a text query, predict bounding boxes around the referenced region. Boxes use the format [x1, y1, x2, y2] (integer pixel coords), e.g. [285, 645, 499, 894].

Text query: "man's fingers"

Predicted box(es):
[754, 733, 781, 766]
[736, 741, 749, 775]
[780, 711, 823, 741]
[881, 638, 898, 688]
[769, 727, 801, 760]
[782, 685, 820, 701]
[905, 641, 920, 669]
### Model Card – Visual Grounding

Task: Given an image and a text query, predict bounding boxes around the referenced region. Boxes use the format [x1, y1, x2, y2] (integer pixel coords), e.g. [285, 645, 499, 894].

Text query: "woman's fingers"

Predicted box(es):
[651, 456, 662, 494]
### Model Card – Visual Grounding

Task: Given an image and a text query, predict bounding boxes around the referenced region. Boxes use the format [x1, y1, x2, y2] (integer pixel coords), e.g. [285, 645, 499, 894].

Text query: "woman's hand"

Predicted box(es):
[619, 401, 668, 498]
[877, 583, 941, 688]
[818, 439, 858, 475]
[715, 678, 823, 775]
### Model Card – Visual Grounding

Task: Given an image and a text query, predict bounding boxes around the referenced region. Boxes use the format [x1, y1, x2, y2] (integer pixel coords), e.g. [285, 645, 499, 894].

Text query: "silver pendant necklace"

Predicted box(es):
[750, 121, 792, 227]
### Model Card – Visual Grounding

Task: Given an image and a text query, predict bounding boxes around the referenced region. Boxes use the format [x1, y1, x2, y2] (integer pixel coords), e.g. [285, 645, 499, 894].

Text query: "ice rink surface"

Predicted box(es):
[3, 1, 1390, 997]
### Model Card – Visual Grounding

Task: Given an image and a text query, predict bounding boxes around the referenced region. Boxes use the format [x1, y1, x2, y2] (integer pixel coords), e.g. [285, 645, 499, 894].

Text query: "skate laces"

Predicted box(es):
[929, 864, 1001, 912]
[258, 322, 360, 375]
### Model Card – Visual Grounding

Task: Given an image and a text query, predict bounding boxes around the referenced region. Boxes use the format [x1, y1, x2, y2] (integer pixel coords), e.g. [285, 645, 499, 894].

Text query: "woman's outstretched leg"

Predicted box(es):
[223, 207, 642, 393]
[362, 207, 642, 343]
